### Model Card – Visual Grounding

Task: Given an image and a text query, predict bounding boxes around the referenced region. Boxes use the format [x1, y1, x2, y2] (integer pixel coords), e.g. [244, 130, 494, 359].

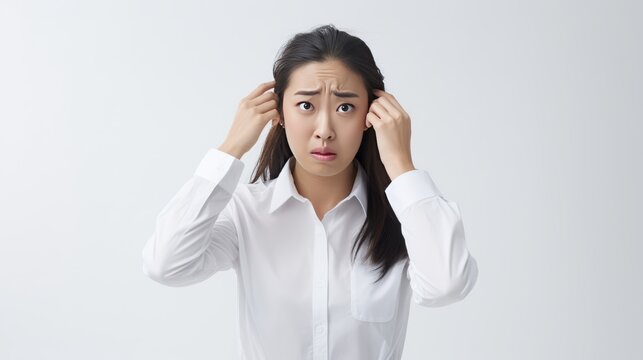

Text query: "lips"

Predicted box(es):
[311, 147, 336, 155]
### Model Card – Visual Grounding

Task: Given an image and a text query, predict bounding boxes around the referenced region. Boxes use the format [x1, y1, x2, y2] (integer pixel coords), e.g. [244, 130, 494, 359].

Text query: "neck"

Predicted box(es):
[292, 159, 358, 212]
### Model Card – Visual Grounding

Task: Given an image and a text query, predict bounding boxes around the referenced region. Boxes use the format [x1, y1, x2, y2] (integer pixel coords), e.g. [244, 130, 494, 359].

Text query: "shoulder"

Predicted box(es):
[230, 177, 277, 207]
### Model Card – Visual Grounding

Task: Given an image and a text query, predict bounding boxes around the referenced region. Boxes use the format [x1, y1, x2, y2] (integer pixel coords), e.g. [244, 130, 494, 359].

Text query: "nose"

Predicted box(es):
[314, 109, 335, 141]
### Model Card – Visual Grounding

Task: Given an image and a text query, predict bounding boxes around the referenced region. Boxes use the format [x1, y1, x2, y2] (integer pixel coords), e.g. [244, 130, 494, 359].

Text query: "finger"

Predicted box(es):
[373, 88, 386, 98]
[366, 112, 381, 127]
[256, 97, 278, 115]
[249, 90, 278, 107]
[373, 97, 402, 119]
[261, 109, 280, 124]
[375, 89, 406, 116]
[369, 101, 388, 119]
[247, 80, 276, 100]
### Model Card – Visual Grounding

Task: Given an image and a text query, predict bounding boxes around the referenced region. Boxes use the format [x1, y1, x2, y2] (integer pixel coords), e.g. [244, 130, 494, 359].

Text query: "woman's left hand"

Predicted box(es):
[366, 89, 416, 180]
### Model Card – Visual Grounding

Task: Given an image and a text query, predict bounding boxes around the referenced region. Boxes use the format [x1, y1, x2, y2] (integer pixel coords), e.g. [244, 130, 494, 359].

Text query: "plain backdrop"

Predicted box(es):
[1, 0, 641, 359]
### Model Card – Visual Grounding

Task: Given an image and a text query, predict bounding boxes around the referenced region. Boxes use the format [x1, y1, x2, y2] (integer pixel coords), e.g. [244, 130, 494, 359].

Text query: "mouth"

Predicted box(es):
[310, 152, 337, 161]
[311, 147, 336, 155]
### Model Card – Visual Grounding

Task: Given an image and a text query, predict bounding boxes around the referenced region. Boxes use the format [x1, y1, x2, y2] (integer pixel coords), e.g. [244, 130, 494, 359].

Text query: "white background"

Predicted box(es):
[1, 0, 641, 359]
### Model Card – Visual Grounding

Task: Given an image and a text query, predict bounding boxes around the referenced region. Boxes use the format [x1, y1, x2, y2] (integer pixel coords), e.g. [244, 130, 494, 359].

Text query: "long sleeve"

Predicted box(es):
[385, 169, 479, 307]
[142, 148, 245, 287]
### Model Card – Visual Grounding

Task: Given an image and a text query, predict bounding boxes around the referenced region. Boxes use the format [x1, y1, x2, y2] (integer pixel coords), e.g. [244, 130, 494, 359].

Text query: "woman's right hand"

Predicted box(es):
[218, 80, 281, 159]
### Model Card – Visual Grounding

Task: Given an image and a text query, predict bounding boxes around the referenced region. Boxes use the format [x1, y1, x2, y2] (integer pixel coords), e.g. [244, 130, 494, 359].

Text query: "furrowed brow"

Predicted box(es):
[294, 89, 359, 98]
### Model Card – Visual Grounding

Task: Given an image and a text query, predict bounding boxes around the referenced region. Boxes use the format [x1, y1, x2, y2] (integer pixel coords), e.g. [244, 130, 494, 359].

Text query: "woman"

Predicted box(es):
[142, 24, 478, 360]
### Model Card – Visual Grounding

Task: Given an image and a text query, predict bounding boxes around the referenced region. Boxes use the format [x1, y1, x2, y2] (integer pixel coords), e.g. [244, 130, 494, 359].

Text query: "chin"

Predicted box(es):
[309, 158, 353, 176]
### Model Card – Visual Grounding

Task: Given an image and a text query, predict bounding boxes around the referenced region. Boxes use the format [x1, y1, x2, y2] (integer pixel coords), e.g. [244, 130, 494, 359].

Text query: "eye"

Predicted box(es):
[338, 103, 355, 113]
[296, 102, 355, 113]
[297, 101, 313, 111]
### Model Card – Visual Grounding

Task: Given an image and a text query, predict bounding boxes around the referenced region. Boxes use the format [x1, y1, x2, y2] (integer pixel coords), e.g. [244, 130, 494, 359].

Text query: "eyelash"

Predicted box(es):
[296, 101, 355, 113]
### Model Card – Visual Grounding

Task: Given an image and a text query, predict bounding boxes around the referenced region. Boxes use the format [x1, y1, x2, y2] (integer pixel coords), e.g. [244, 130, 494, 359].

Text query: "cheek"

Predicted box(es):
[284, 121, 311, 153]
[339, 123, 366, 149]
[347, 118, 366, 135]
[286, 121, 310, 138]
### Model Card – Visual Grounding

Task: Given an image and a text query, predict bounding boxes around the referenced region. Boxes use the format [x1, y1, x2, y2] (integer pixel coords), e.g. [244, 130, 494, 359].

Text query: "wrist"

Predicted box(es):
[387, 161, 416, 181]
[217, 143, 244, 160]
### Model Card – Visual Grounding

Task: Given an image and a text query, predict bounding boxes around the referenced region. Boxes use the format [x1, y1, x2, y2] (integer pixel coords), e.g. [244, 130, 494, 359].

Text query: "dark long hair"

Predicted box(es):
[249, 24, 407, 283]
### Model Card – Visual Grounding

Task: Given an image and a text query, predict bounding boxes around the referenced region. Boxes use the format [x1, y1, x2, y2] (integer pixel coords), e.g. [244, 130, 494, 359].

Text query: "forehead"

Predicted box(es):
[286, 59, 365, 94]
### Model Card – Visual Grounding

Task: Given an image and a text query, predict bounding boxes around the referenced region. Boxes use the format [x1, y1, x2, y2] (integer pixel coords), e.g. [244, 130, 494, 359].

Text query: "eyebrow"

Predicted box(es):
[293, 89, 360, 98]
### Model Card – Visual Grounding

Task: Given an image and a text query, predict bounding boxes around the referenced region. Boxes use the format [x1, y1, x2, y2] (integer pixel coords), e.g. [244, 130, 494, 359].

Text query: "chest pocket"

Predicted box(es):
[350, 256, 408, 323]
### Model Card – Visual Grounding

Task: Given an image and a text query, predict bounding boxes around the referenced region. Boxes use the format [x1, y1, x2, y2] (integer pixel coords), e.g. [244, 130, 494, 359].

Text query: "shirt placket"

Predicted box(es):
[312, 219, 329, 360]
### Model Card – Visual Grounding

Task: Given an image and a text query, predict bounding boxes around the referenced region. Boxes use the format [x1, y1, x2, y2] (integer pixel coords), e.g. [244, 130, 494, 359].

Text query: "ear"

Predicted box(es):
[272, 114, 281, 127]
[364, 116, 371, 129]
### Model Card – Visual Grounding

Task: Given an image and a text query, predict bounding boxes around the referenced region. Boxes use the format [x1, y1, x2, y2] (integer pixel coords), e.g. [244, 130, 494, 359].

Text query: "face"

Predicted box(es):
[282, 58, 369, 177]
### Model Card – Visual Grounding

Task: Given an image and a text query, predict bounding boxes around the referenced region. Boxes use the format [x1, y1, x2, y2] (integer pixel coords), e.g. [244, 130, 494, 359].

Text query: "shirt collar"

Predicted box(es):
[268, 156, 368, 215]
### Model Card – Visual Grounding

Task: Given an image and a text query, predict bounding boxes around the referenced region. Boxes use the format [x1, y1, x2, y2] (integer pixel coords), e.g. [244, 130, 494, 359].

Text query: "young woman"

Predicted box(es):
[142, 24, 479, 360]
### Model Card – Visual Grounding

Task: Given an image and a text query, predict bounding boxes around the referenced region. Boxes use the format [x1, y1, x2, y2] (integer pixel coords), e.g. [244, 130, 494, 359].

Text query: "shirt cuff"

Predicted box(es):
[194, 148, 245, 194]
[385, 169, 442, 214]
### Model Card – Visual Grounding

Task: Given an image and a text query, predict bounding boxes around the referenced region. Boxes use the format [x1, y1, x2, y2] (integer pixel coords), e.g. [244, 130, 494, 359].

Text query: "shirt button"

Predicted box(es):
[315, 325, 325, 334]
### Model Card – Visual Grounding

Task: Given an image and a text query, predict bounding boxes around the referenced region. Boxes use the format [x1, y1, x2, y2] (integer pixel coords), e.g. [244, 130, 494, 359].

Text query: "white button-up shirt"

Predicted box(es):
[142, 148, 479, 360]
